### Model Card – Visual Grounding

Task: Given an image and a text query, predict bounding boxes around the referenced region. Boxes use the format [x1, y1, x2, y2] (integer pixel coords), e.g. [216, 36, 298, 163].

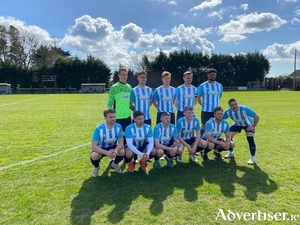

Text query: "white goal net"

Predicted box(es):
[247, 82, 266, 90]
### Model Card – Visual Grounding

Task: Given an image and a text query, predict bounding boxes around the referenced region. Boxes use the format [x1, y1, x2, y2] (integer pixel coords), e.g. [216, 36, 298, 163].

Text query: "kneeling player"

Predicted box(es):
[124, 111, 155, 172]
[202, 106, 235, 162]
[90, 109, 125, 177]
[153, 112, 183, 168]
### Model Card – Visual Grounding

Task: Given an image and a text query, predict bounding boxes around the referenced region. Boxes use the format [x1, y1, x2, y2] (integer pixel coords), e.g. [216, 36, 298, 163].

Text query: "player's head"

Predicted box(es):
[133, 110, 144, 127]
[213, 106, 223, 121]
[228, 98, 239, 112]
[183, 106, 194, 120]
[160, 112, 171, 125]
[183, 71, 193, 85]
[161, 71, 171, 85]
[118, 67, 128, 83]
[136, 70, 147, 86]
[207, 68, 217, 82]
[103, 109, 116, 125]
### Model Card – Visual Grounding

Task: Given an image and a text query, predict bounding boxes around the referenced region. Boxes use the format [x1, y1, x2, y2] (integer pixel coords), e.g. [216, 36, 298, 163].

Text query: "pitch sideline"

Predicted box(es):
[0, 143, 90, 171]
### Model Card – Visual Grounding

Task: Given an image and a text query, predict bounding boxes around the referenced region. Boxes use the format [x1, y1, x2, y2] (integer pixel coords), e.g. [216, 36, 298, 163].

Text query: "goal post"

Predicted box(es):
[247, 82, 266, 90]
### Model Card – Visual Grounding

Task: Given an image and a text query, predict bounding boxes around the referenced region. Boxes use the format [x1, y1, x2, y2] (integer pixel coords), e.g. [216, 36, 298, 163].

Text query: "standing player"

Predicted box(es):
[174, 71, 198, 122]
[152, 71, 176, 125]
[201, 106, 235, 162]
[107, 67, 132, 132]
[223, 98, 260, 165]
[177, 106, 207, 162]
[153, 112, 183, 168]
[197, 68, 223, 136]
[130, 70, 153, 126]
[124, 111, 155, 172]
[90, 109, 125, 177]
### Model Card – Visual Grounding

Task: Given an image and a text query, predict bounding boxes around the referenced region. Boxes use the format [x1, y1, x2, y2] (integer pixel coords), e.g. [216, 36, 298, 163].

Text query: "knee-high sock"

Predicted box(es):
[90, 158, 100, 168]
[203, 147, 211, 154]
[247, 136, 256, 157]
[124, 156, 133, 163]
[114, 155, 124, 164]
[154, 155, 160, 161]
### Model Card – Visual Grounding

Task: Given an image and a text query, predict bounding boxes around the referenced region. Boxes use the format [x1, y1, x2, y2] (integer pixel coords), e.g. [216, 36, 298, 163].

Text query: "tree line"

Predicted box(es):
[2, 24, 296, 91]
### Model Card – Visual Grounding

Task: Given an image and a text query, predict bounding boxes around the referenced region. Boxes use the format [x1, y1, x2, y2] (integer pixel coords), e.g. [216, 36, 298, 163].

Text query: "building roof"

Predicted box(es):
[289, 70, 300, 78]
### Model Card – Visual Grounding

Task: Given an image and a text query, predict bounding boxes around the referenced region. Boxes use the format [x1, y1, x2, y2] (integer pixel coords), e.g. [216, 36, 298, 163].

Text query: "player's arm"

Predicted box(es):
[107, 86, 115, 108]
[130, 100, 135, 111]
[146, 137, 154, 156]
[155, 139, 172, 151]
[126, 138, 144, 158]
[114, 137, 124, 155]
[206, 133, 224, 146]
[178, 132, 191, 148]
[196, 95, 202, 105]
[252, 114, 260, 128]
[173, 98, 178, 109]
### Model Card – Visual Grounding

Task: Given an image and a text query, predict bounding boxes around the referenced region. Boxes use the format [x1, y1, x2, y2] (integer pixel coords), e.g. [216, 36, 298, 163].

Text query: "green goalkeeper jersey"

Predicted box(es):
[107, 82, 132, 119]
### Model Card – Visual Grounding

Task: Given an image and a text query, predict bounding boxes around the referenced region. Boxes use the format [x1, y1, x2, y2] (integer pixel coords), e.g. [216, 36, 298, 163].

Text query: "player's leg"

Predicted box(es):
[110, 148, 125, 173]
[90, 151, 104, 177]
[124, 148, 135, 172]
[224, 125, 241, 158]
[200, 111, 214, 136]
[202, 141, 214, 162]
[246, 128, 256, 165]
[152, 147, 164, 169]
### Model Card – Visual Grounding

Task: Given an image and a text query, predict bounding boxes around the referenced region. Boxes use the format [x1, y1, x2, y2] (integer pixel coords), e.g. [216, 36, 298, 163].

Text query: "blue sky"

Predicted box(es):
[1, 0, 300, 77]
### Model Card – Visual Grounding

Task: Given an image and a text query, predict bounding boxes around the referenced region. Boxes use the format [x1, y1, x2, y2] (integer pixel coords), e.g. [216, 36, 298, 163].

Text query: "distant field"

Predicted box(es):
[0, 91, 299, 225]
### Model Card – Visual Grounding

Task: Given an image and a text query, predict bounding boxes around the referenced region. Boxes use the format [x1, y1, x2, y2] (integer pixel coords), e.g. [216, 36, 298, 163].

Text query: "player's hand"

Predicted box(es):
[246, 125, 254, 131]
[142, 153, 149, 161]
[223, 142, 230, 149]
[108, 150, 116, 158]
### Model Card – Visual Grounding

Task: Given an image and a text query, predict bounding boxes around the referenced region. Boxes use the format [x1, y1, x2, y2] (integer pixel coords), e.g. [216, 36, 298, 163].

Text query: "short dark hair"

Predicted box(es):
[214, 106, 223, 113]
[207, 68, 217, 74]
[228, 98, 237, 104]
[161, 112, 171, 117]
[103, 108, 116, 117]
[133, 110, 144, 118]
[137, 70, 147, 76]
[183, 71, 193, 77]
[184, 106, 194, 112]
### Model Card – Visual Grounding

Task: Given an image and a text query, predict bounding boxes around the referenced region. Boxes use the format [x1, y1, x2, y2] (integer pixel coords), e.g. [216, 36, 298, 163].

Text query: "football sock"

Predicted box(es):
[90, 158, 100, 168]
[203, 147, 211, 154]
[124, 156, 133, 163]
[114, 155, 123, 164]
[247, 136, 256, 157]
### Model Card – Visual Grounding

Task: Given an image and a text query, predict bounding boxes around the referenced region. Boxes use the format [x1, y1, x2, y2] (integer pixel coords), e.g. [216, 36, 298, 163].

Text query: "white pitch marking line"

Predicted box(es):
[0, 143, 90, 171]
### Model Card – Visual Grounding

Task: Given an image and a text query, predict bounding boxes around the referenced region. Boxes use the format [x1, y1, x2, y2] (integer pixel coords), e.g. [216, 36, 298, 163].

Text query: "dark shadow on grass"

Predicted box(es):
[202, 157, 278, 200]
[70, 160, 204, 225]
[70, 158, 278, 224]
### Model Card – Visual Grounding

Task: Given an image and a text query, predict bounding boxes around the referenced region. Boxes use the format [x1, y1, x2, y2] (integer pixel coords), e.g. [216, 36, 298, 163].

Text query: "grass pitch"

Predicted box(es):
[0, 91, 299, 225]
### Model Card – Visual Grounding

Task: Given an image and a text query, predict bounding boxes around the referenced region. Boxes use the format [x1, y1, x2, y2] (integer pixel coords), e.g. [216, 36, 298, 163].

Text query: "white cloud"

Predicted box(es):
[61, 16, 215, 69]
[262, 41, 300, 59]
[0, 16, 52, 42]
[218, 12, 287, 42]
[294, 9, 300, 16]
[291, 17, 300, 24]
[168, 1, 177, 5]
[277, 0, 298, 2]
[189, 0, 222, 11]
[208, 6, 237, 19]
[240, 4, 249, 11]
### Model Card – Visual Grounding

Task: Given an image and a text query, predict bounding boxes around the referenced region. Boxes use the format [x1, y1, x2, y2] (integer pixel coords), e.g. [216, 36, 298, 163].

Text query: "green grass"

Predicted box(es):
[0, 92, 299, 225]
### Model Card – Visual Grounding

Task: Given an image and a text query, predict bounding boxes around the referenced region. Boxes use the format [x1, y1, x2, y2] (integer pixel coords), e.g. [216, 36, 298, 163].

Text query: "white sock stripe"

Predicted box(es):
[0, 143, 90, 171]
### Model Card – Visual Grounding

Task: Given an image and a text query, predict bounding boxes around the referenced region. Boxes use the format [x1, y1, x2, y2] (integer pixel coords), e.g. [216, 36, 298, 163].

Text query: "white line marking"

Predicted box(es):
[0, 95, 54, 107]
[0, 143, 90, 171]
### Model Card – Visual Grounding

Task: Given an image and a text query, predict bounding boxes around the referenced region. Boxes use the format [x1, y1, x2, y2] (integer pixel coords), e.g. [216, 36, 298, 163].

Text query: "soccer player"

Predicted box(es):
[174, 71, 198, 122]
[107, 67, 132, 132]
[124, 111, 155, 172]
[130, 70, 153, 126]
[153, 112, 183, 168]
[90, 109, 125, 177]
[152, 71, 176, 125]
[177, 106, 207, 162]
[197, 68, 223, 136]
[223, 98, 260, 165]
[201, 106, 235, 162]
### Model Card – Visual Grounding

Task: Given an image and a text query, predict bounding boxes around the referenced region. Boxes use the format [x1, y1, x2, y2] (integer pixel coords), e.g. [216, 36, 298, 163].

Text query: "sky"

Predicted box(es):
[0, 0, 300, 77]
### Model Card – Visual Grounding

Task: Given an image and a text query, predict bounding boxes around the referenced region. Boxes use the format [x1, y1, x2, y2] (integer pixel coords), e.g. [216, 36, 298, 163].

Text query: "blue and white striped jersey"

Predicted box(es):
[174, 84, 197, 111]
[130, 86, 153, 120]
[153, 122, 178, 145]
[92, 122, 123, 148]
[152, 86, 176, 113]
[223, 105, 256, 126]
[176, 117, 201, 140]
[202, 118, 229, 140]
[125, 123, 153, 148]
[197, 81, 223, 112]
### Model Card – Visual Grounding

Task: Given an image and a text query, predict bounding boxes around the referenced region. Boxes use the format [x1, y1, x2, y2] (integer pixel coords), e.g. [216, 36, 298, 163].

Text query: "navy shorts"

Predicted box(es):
[230, 125, 255, 133]
[91, 145, 116, 159]
[117, 116, 131, 132]
[201, 111, 214, 125]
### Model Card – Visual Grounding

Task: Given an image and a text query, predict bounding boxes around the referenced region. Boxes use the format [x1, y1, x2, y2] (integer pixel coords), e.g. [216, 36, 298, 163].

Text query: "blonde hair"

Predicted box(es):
[161, 71, 171, 79]
[118, 67, 128, 74]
